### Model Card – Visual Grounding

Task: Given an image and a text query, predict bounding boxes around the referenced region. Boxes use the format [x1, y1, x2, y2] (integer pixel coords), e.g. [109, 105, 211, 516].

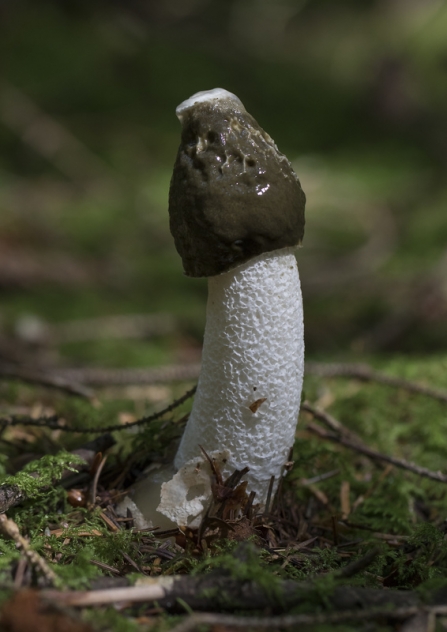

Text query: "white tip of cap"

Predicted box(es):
[176, 88, 245, 120]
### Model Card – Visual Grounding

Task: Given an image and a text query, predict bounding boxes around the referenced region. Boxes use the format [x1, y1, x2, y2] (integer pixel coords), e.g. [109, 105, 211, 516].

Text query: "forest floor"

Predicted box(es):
[1, 350, 447, 632]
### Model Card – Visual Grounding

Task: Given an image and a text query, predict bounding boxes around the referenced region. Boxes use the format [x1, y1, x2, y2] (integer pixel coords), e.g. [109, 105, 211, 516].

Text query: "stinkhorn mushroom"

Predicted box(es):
[129, 88, 305, 529]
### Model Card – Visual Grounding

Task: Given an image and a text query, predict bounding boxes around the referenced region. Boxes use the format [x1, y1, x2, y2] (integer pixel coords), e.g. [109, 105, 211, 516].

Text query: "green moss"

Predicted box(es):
[0, 452, 85, 497]
[82, 607, 142, 632]
[193, 542, 282, 605]
[54, 546, 102, 589]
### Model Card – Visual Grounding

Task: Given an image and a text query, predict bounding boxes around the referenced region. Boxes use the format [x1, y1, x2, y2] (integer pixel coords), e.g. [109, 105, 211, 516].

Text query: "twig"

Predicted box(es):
[86, 455, 108, 508]
[0, 386, 196, 434]
[15, 313, 177, 346]
[42, 580, 173, 606]
[0, 514, 58, 586]
[0, 244, 98, 289]
[15, 359, 445, 400]
[51, 363, 201, 386]
[300, 469, 340, 485]
[264, 476, 275, 515]
[301, 401, 365, 445]
[0, 82, 112, 186]
[14, 557, 28, 589]
[306, 361, 447, 404]
[400, 611, 435, 632]
[305, 417, 447, 483]
[0, 362, 95, 400]
[167, 608, 420, 632]
[335, 546, 381, 579]
[41, 565, 424, 613]
[89, 560, 121, 575]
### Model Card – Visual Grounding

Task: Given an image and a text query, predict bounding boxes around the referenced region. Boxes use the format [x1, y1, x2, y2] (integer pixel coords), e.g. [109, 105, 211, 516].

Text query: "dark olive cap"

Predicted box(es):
[169, 88, 306, 277]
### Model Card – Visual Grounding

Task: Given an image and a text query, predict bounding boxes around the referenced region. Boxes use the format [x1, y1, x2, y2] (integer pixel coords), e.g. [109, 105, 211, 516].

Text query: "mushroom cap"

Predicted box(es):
[169, 88, 306, 277]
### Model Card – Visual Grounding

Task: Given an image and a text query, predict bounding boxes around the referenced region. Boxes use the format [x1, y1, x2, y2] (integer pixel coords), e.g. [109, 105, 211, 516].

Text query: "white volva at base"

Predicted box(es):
[174, 247, 304, 505]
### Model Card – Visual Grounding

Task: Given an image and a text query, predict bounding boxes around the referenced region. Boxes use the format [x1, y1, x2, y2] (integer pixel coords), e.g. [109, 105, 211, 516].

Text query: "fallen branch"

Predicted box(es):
[304, 414, 447, 483]
[55, 363, 201, 386]
[301, 401, 365, 446]
[0, 362, 95, 400]
[0, 244, 100, 290]
[13, 360, 446, 403]
[41, 570, 422, 612]
[15, 313, 177, 346]
[306, 361, 447, 404]
[167, 607, 421, 632]
[335, 545, 381, 579]
[0, 386, 196, 434]
[0, 82, 112, 186]
[42, 581, 171, 607]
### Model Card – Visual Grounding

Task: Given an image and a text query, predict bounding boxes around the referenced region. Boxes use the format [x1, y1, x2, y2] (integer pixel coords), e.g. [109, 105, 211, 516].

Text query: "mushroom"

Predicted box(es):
[130, 88, 305, 529]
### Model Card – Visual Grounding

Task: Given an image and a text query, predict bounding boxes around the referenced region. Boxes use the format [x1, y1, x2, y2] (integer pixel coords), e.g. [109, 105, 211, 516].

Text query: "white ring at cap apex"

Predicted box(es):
[176, 88, 245, 119]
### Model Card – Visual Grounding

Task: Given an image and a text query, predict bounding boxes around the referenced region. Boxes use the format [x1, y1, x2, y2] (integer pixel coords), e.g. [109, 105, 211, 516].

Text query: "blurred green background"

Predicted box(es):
[1, 0, 447, 374]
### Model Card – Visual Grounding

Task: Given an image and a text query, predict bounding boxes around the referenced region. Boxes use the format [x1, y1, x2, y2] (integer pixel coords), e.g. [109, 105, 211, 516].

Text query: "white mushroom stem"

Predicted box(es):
[174, 246, 304, 505]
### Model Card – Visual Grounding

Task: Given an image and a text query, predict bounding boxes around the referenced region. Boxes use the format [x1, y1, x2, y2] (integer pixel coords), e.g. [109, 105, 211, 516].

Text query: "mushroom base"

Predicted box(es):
[123, 452, 230, 530]
[126, 465, 177, 531]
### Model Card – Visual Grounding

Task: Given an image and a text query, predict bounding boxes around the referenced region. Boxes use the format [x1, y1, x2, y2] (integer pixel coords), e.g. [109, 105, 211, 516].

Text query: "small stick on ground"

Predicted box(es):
[167, 607, 421, 632]
[264, 476, 275, 515]
[86, 455, 108, 509]
[55, 363, 201, 386]
[305, 416, 447, 483]
[0, 362, 95, 400]
[306, 361, 447, 404]
[0, 514, 58, 586]
[301, 401, 365, 445]
[335, 546, 381, 579]
[42, 582, 172, 606]
[18, 313, 177, 346]
[0, 386, 196, 434]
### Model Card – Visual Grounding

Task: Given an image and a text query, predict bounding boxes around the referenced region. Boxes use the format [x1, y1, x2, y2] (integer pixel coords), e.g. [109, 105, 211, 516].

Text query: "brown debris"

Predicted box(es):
[340, 480, 351, 519]
[199, 445, 250, 520]
[248, 397, 267, 413]
[0, 590, 94, 632]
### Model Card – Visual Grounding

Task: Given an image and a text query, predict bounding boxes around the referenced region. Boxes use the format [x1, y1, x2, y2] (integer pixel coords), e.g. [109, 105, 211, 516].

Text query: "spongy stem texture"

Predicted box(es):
[174, 248, 304, 504]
